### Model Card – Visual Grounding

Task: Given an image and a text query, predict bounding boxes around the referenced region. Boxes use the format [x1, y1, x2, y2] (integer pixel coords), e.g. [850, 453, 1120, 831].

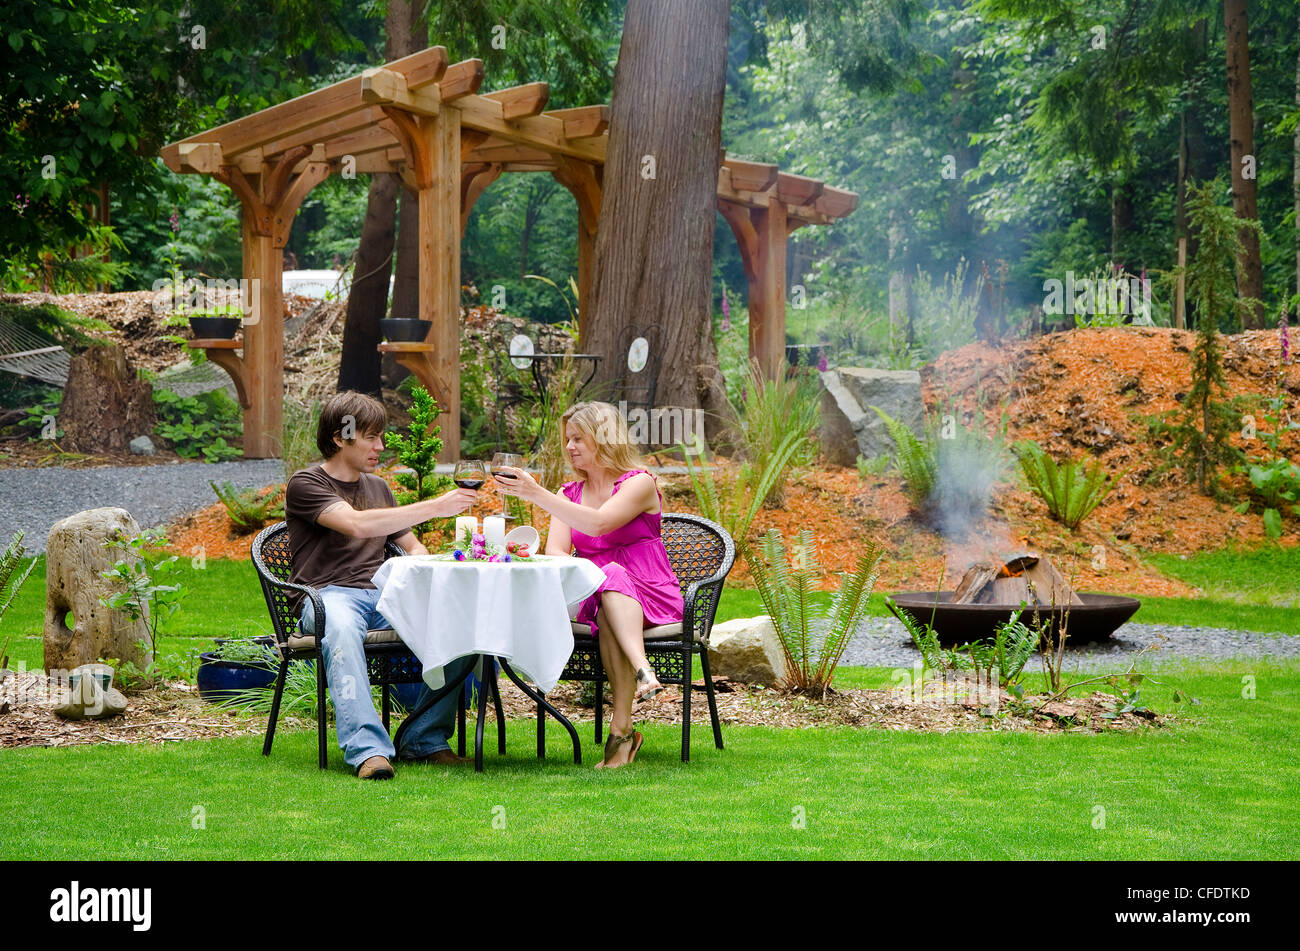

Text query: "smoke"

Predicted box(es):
[931, 420, 1016, 573]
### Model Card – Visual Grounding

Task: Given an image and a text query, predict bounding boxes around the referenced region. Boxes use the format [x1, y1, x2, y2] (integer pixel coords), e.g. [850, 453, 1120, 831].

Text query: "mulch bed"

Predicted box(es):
[0, 666, 1165, 750]
[0, 670, 309, 750]
[490, 676, 1168, 734]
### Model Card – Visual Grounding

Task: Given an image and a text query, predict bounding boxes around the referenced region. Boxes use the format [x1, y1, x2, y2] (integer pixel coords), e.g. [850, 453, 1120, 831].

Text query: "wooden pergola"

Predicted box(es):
[161, 47, 857, 459]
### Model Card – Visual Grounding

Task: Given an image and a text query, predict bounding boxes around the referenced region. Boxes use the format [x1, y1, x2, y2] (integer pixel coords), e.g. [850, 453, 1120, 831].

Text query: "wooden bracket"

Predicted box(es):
[189, 339, 250, 409]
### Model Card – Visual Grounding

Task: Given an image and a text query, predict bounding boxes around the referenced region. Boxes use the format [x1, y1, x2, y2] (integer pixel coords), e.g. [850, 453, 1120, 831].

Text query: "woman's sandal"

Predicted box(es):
[634, 667, 668, 704]
[595, 728, 644, 769]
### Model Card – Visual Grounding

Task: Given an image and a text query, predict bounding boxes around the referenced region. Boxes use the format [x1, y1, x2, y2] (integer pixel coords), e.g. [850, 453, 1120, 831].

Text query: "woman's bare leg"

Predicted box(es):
[595, 606, 639, 766]
[599, 589, 653, 675]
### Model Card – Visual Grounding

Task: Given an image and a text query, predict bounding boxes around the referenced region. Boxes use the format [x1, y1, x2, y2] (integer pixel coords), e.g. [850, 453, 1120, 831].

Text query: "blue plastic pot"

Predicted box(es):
[197, 651, 278, 702]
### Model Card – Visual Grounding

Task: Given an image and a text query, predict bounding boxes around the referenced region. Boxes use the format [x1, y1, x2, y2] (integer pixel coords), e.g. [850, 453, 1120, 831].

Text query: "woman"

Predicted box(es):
[492, 401, 683, 768]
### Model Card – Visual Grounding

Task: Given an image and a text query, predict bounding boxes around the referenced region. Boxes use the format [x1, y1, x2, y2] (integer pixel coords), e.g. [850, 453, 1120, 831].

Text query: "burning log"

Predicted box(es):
[951, 554, 1083, 607]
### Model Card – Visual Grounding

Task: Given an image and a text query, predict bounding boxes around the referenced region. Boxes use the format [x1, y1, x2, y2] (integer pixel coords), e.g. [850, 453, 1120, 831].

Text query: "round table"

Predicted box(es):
[371, 553, 606, 769]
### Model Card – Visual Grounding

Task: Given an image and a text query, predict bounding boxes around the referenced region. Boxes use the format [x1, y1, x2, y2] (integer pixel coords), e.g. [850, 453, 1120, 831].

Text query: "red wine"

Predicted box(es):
[454, 479, 484, 490]
[492, 467, 517, 480]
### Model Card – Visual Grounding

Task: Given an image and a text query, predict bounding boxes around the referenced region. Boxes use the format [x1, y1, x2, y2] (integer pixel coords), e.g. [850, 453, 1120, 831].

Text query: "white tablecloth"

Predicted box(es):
[372, 554, 606, 694]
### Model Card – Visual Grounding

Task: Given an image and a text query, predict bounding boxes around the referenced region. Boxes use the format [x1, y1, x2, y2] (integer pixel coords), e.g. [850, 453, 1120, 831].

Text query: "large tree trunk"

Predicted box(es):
[1225, 0, 1265, 328]
[337, 0, 426, 395]
[584, 0, 729, 418]
[1294, 1, 1300, 313]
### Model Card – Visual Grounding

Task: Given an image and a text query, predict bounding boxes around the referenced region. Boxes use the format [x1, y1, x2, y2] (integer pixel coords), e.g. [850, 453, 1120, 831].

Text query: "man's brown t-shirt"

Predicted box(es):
[285, 465, 407, 609]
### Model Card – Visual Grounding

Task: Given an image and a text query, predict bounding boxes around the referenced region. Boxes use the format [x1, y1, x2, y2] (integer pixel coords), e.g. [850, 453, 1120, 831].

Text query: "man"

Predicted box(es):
[285, 391, 477, 779]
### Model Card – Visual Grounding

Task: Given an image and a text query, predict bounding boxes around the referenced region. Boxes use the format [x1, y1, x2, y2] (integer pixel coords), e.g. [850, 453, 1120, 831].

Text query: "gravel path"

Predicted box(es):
[839, 616, 1297, 668]
[0, 460, 285, 553]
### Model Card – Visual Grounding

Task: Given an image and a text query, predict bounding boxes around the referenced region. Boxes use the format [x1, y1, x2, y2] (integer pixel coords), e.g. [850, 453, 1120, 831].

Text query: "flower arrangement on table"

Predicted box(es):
[451, 532, 533, 562]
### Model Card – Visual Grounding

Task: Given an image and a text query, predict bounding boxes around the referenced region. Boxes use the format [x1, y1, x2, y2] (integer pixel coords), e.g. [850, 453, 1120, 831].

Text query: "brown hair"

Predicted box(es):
[562, 401, 644, 481]
[317, 391, 387, 459]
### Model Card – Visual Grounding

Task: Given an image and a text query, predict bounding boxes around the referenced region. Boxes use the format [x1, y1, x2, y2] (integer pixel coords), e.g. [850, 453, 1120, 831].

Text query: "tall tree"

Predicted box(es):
[584, 0, 730, 418]
[1225, 0, 1265, 327]
[337, 0, 424, 396]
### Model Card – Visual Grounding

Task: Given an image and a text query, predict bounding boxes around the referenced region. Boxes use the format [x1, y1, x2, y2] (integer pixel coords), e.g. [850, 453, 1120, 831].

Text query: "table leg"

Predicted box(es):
[489, 660, 506, 755]
[474, 655, 491, 772]
[499, 659, 581, 765]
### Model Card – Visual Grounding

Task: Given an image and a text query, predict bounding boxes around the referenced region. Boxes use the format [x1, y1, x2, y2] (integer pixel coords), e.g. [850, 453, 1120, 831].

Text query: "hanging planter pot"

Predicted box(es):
[380, 317, 431, 342]
[189, 316, 241, 339]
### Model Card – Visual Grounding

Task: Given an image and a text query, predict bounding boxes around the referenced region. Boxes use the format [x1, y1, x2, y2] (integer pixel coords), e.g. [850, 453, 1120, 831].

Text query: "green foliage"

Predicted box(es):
[152, 387, 242, 462]
[281, 398, 322, 477]
[387, 385, 453, 541]
[98, 527, 186, 672]
[0, 532, 37, 631]
[209, 638, 278, 666]
[210, 482, 285, 535]
[731, 359, 820, 502]
[747, 528, 884, 698]
[1013, 440, 1118, 530]
[872, 406, 937, 514]
[888, 597, 1039, 690]
[856, 454, 890, 479]
[1235, 345, 1300, 538]
[680, 430, 805, 554]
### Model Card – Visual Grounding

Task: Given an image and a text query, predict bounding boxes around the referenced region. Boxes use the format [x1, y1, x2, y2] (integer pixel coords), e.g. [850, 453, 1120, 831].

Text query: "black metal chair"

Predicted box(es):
[538, 513, 735, 762]
[251, 521, 505, 769]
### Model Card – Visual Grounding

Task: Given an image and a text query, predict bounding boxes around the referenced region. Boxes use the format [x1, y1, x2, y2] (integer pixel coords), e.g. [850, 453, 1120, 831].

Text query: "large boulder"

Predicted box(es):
[707, 615, 786, 687]
[819, 367, 924, 467]
[44, 508, 151, 673]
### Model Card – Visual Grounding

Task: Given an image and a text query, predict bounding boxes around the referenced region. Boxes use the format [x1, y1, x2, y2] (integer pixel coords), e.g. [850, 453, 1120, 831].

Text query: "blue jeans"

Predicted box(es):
[300, 585, 476, 770]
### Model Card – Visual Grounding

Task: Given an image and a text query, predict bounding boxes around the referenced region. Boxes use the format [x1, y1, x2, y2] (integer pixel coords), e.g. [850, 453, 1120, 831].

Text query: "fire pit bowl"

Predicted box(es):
[887, 591, 1141, 645]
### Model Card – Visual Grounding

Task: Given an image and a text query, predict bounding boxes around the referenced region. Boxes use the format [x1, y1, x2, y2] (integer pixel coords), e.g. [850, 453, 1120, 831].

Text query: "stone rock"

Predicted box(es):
[57, 343, 155, 454]
[44, 508, 151, 673]
[129, 435, 156, 455]
[819, 367, 924, 467]
[53, 679, 128, 721]
[707, 615, 787, 687]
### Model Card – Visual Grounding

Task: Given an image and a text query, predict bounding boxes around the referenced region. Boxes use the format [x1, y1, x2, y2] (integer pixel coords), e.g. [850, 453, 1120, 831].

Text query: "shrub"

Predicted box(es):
[1014, 440, 1118, 530]
[386, 385, 454, 545]
[746, 528, 884, 699]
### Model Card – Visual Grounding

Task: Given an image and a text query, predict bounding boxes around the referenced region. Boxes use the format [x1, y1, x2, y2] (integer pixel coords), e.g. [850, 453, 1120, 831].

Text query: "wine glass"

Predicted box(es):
[453, 459, 487, 492]
[491, 451, 523, 519]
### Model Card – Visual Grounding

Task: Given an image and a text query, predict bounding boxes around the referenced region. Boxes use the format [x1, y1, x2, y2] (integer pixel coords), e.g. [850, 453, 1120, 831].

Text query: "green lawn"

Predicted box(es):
[1, 662, 1295, 859]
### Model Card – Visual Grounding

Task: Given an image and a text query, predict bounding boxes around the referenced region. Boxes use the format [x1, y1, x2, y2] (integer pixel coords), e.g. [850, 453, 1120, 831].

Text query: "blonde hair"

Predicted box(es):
[561, 401, 644, 481]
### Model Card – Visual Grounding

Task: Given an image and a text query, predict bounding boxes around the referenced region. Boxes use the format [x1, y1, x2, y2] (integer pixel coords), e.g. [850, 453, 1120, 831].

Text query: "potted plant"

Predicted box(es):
[197, 636, 279, 701]
[380, 315, 431, 342]
[187, 305, 242, 339]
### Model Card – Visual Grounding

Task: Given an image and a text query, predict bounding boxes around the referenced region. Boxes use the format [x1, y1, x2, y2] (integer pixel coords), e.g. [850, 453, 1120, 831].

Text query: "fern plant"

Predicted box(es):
[680, 430, 804, 555]
[872, 406, 937, 513]
[886, 597, 1038, 690]
[1014, 440, 1119, 530]
[733, 359, 820, 502]
[0, 531, 37, 630]
[210, 481, 285, 535]
[747, 528, 884, 698]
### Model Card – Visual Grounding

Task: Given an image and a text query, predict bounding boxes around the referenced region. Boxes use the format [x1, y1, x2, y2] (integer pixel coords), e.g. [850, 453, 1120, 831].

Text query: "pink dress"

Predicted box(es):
[563, 470, 684, 637]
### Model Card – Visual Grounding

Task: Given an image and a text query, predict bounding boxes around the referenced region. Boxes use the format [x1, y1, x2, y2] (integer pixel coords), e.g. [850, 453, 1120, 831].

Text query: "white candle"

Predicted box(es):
[455, 516, 479, 548]
[483, 516, 506, 549]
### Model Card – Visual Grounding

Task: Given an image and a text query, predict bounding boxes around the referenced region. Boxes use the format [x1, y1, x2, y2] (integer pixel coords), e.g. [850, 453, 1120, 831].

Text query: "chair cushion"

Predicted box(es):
[286, 628, 402, 651]
[571, 621, 688, 641]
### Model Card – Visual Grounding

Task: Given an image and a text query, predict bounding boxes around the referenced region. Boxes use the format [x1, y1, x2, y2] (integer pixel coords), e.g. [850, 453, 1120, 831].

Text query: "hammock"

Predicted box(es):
[0, 317, 70, 385]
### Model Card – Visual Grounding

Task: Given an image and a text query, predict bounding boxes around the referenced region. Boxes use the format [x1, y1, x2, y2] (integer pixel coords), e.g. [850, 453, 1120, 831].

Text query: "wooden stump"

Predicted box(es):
[57, 343, 155, 453]
[44, 508, 151, 673]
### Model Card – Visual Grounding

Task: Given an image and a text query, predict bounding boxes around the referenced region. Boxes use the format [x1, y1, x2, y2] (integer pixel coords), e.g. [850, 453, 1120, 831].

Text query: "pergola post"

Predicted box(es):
[551, 156, 602, 343]
[243, 224, 284, 457]
[421, 108, 461, 462]
[719, 198, 786, 381]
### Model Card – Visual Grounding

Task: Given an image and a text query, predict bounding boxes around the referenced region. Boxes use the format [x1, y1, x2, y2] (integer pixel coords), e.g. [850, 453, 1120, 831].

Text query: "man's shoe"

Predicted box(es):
[422, 749, 470, 766]
[357, 755, 395, 779]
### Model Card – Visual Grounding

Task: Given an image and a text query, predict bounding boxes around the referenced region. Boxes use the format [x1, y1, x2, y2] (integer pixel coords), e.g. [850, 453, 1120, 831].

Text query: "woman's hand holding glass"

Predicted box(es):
[492, 465, 541, 502]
